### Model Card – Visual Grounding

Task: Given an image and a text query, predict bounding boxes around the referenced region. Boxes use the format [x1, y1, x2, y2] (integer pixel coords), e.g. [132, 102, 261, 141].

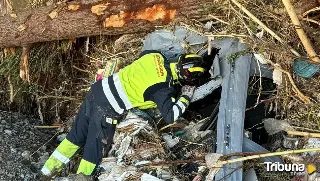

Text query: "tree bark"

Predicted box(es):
[0, 0, 215, 48]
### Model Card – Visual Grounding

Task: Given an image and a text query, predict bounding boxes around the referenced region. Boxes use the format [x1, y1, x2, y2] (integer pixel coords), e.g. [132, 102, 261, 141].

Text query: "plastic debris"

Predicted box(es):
[141, 173, 164, 181]
[293, 59, 320, 78]
[162, 133, 180, 148]
[205, 153, 223, 181]
[263, 118, 294, 135]
[272, 67, 283, 86]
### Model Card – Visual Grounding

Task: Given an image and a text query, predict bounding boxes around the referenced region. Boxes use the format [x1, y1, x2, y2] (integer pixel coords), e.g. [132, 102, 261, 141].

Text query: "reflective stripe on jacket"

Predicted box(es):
[98, 50, 190, 124]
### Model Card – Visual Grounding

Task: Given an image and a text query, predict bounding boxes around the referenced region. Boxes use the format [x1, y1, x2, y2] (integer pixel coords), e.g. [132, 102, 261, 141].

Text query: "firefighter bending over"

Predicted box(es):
[41, 50, 213, 176]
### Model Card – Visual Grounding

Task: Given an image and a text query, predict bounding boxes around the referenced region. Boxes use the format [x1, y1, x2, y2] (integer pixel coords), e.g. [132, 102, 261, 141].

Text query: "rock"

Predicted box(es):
[22, 151, 31, 159]
[1, 120, 7, 124]
[4, 129, 12, 135]
[37, 152, 49, 168]
[40, 146, 47, 151]
[7, 173, 14, 178]
[10, 147, 16, 153]
[57, 133, 67, 143]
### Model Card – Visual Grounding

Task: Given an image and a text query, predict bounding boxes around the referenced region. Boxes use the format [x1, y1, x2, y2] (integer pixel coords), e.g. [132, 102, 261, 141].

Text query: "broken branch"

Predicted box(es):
[282, 0, 320, 63]
[231, 0, 301, 57]
[287, 130, 320, 138]
[137, 157, 205, 167]
[20, 45, 31, 82]
[212, 148, 320, 167]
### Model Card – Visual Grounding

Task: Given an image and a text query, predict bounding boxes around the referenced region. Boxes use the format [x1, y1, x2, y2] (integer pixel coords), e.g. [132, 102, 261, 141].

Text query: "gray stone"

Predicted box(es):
[10, 147, 16, 153]
[4, 129, 12, 135]
[22, 151, 30, 159]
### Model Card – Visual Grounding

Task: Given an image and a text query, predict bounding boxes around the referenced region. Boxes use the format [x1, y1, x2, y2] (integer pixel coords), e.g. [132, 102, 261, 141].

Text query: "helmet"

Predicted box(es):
[177, 54, 206, 85]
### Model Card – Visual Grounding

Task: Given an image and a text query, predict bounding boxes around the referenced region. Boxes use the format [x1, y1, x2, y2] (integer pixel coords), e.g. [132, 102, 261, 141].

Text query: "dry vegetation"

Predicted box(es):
[0, 0, 320, 130]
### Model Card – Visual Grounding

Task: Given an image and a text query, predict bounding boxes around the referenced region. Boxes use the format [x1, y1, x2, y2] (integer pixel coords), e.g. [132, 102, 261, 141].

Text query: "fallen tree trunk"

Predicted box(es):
[0, 0, 215, 48]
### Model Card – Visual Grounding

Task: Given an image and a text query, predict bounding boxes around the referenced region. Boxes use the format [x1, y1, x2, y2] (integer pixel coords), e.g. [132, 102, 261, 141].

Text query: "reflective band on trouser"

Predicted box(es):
[176, 100, 187, 113]
[41, 165, 51, 176]
[101, 77, 124, 114]
[56, 138, 80, 159]
[172, 105, 181, 121]
[42, 138, 80, 175]
[77, 159, 96, 175]
[113, 73, 132, 109]
[52, 150, 69, 164]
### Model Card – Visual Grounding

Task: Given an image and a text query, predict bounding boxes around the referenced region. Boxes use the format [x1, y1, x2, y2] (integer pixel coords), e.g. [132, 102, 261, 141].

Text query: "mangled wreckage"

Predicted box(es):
[56, 27, 316, 181]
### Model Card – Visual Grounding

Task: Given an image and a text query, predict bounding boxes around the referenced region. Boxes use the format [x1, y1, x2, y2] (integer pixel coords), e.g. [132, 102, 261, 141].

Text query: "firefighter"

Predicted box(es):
[41, 50, 213, 176]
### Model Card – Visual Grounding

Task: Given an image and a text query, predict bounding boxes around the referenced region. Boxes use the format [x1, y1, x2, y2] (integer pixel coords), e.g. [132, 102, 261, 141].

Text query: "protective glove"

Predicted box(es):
[181, 85, 196, 101]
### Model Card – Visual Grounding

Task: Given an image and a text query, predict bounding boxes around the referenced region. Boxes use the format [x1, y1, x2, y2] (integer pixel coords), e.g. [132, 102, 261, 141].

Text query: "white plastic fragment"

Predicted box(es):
[141, 173, 164, 181]
[116, 136, 132, 160]
[263, 118, 294, 135]
[134, 160, 151, 166]
[157, 168, 171, 180]
[205, 153, 223, 181]
[254, 53, 268, 65]
[162, 133, 180, 148]
[99, 157, 117, 172]
[272, 66, 283, 86]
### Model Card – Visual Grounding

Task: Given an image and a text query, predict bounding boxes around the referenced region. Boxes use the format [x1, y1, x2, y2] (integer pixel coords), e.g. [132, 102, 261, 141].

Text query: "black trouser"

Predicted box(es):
[65, 90, 119, 175]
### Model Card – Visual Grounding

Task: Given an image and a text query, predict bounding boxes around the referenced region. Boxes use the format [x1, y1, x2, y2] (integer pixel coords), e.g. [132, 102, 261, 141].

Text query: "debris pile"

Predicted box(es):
[97, 111, 215, 181]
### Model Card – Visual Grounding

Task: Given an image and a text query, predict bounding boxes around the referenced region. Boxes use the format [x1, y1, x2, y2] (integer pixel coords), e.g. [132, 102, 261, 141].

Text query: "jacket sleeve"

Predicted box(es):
[150, 87, 190, 124]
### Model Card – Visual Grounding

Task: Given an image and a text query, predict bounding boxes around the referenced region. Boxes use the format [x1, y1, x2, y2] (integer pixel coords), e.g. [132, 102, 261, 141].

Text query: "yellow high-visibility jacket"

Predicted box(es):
[91, 50, 190, 123]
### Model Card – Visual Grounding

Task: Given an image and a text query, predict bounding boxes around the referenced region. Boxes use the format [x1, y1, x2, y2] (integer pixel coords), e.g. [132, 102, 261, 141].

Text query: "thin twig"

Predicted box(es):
[137, 157, 205, 167]
[30, 131, 60, 157]
[72, 65, 91, 73]
[302, 18, 320, 26]
[302, 6, 320, 17]
[7, 76, 13, 103]
[255, 59, 263, 107]
[213, 148, 320, 167]
[208, 14, 230, 25]
[34, 126, 62, 129]
[287, 130, 320, 138]
[221, 152, 268, 160]
[230, 0, 301, 57]
[292, 126, 320, 133]
[37, 95, 78, 101]
[159, 122, 177, 131]
[264, 58, 310, 103]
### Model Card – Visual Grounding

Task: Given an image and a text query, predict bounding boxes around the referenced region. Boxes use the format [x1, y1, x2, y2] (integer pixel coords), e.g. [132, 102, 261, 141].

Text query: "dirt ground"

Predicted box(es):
[0, 110, 56, 180]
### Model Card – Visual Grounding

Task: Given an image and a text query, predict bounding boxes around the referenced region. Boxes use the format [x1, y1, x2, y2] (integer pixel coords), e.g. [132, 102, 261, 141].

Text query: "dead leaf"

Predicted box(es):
[49, 11, 58, 19]
[68, 4, 80, 11]
[10, 13, 17, 18]
[17, 25, 26, 31]
[91, 3, 110, 16]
